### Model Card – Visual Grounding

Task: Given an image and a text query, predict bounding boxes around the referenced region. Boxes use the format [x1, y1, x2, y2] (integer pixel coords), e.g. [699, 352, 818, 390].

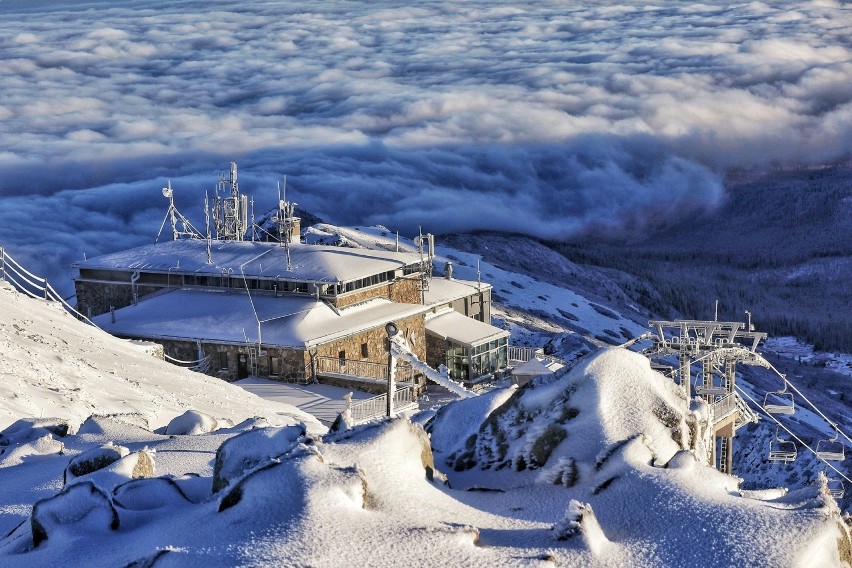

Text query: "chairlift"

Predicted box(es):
[825, 468, 846, 499]
[816, 427, 845, 462]
[763, 380, 795, 415]
[768, 426, 797, 463]
[694, 376, 727, 397]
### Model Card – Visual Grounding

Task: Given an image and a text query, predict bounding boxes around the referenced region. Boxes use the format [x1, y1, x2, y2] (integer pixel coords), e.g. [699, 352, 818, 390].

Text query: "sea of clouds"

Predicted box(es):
[0, 0, 849, 293]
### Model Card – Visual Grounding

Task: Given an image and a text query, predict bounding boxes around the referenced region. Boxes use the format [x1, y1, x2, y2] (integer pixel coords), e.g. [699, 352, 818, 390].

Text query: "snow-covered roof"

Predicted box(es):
[512, 357, 564, 377]
[422, 277, 491, 305]
[93, 288, 430, 348]
[74, 240, 423, 283]
[424, 309, 508, 347]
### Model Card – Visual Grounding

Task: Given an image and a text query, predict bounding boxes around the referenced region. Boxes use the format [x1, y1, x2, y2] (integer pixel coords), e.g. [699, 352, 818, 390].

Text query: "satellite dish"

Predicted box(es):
[162, 186, 173, 198]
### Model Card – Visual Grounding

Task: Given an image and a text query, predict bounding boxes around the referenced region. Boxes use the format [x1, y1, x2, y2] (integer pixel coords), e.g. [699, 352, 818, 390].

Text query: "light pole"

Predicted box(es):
[386, 322, 399, 417]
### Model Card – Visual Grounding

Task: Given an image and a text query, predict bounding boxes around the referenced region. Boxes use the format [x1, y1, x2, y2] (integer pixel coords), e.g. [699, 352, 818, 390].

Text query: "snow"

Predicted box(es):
[0, 230, 848, 565]
[425, 308, 509, 347]
[0, 281, 321, 432]
[74, 239, 422, 284]
[94, 287, 429, 347]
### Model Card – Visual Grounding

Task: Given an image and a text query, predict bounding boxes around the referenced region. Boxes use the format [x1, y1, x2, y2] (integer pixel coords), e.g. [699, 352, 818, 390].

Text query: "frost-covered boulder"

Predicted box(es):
[0, 418, 71, 445]
[212, 424, 307, 493]
[553, 500, 608, 555]
[77, 414, 151, 436]
[113, 477, 192, 511]
[163, 410, 219, 435]
[67, 449, 156, 492]
[0, 418, 70, 465]
[31, 481, 119, 547]
[217, 446, 365, 516]
[64, 443, 130, 484]
[0, 434, 65, 467]
[329, 409, 355, 433]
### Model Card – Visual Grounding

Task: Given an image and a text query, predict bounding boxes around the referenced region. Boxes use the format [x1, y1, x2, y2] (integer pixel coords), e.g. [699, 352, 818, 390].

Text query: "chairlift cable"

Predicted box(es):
[755, 353, 852, 449]
[735, 384, 852, 486]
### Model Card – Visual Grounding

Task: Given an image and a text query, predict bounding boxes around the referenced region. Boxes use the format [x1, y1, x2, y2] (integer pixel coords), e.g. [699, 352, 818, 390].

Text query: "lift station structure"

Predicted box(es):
[644, 319, 766, 474]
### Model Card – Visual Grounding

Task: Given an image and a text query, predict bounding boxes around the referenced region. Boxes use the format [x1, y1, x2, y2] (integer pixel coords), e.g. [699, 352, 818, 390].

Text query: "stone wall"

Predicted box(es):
[334, 276, 422, 309]
[389, 276, 422, 305]
[75, 280, 164, 317]
[157, 340, 310, 383]
[425, 333, 447, 371]
[311, 312, 426, 363]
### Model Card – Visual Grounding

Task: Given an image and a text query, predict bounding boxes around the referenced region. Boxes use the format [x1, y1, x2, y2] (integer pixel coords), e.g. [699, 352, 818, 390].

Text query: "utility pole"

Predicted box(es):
[386, 322, 399, 417]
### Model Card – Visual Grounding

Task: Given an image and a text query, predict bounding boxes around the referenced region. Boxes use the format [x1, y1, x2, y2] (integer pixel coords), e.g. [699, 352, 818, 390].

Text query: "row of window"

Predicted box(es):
[446, 337, 509, 381]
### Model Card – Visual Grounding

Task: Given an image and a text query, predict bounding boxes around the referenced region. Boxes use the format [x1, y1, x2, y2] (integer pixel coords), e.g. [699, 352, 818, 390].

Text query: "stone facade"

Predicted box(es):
[334, 276, 422, 309]
[311, 312, 426, 363]
[150, 311, 426, 385]
[425, 334, 447, 372]
[76, 280, 164, 318]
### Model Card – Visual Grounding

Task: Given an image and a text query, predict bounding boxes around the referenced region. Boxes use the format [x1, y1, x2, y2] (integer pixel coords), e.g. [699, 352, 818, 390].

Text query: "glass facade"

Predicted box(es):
[446, 336, 508, 381]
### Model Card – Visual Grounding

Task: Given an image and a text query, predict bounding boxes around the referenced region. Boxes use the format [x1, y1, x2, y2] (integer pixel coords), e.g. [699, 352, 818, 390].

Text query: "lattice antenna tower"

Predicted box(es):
[277, 177, 295, 271]
[156, 180, 203, 243]
[212, 162, 249, 241]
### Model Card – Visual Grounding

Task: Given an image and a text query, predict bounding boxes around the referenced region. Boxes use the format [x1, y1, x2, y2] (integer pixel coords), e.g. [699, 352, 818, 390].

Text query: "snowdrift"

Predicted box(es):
[0, 282, 319, 432]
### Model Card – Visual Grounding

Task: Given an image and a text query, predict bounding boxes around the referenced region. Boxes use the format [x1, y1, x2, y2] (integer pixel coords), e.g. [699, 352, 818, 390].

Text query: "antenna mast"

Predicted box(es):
[155, 180, 203, 242]
[278, 176, 294, 271]
[212, 162, 249, 241]
[204, 191, 213, 264]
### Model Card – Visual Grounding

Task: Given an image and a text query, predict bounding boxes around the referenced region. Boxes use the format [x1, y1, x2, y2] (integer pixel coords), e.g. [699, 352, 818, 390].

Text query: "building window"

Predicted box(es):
[338, 350, 346, 364]
[361, 343, 369, 358]
[219, 352, 229, 370]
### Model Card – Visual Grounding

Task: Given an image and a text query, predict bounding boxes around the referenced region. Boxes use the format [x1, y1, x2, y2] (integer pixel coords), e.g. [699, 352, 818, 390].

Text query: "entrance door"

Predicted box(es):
[238, 353, 249, 379]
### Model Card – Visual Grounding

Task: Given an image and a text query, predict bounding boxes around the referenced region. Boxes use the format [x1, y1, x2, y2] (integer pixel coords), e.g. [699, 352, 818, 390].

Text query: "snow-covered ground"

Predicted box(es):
[764, 337, 852, 380]
[0, 228, 850, 566]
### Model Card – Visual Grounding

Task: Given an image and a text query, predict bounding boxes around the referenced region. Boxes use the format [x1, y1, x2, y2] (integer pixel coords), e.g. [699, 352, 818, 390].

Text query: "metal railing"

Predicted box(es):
[0, 246, 97, 327]
[315, 356, 415, 383]
[349, 385, 417, 423]
[711, 393, 738, 425]
[508, 345, 543, 363]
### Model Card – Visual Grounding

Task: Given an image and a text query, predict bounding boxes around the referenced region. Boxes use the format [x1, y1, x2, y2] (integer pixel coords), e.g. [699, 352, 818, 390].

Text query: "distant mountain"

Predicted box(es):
[549, 165, 852, 353]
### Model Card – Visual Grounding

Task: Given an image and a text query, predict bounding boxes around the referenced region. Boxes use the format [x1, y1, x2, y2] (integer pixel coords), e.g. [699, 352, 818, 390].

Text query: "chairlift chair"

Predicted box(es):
[768, 426, 797, 463]
[694, 376, 727, 397]
[824, 467, 846, 499]
[763, 389, 795, 415]
[816, 428, 845, 462]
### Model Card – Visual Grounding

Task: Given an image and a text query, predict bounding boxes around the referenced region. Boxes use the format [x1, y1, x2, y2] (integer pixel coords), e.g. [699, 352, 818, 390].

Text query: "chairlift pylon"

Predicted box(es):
[816, 427, 845, 462]
[768, 426, 797, 463]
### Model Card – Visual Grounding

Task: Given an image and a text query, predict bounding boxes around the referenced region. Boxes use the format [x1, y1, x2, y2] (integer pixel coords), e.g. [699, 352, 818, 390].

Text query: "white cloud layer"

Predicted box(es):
[0, 0, 849, 290]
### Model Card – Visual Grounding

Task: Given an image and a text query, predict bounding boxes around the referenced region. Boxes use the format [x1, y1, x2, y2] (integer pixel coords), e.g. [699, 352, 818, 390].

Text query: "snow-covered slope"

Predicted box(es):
[429, 348, 849, 566]
[0, 281, 320, 432]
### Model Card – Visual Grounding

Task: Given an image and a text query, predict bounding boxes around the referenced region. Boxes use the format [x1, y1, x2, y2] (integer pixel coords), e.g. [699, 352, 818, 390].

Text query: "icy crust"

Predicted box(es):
[0, 283, 321, 433]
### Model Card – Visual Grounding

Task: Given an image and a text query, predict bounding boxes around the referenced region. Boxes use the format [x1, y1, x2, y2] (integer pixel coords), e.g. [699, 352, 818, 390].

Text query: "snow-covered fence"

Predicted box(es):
[163, 353, 212, 374]
[0, 246, 97, 327]
[508, 345, 543, 363]
[315, 356, 416, 383]
[349, 385, 417, 423]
